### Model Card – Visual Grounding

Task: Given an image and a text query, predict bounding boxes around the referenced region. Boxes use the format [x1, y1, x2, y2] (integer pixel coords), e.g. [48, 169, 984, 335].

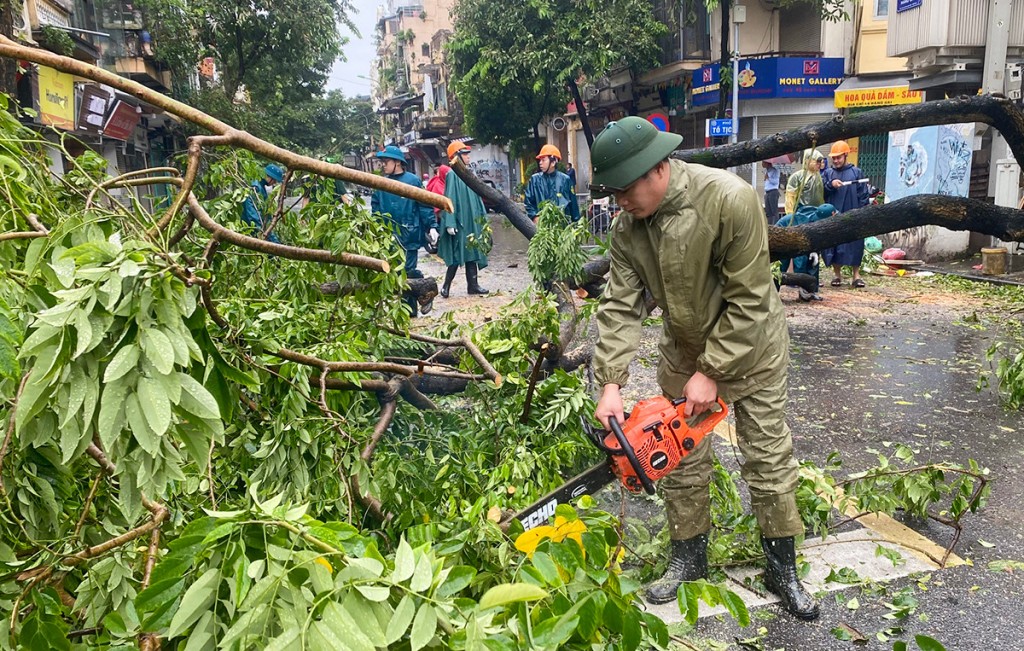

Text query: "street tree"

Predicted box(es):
[0, 39, 1012, 650]
[448, 0, 666, 151]
[137, 0, 356, 150]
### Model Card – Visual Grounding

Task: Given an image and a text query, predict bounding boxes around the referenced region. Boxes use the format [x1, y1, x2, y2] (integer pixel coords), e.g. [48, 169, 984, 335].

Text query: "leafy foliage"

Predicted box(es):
[137, 0, 362, 152]
[449, 0, 666, 151]
[527, 202, 589, 287]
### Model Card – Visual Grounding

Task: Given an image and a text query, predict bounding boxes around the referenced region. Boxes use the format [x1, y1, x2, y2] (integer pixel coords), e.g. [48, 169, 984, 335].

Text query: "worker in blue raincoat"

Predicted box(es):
[524, 144, 580, 223]
[371, 146, 438, 315]
[242, 163, 285, 243]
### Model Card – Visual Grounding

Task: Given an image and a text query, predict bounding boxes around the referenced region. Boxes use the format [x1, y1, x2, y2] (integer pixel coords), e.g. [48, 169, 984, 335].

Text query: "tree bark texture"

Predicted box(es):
[567, 78, 595, 148]
[0, 0, 15, 96]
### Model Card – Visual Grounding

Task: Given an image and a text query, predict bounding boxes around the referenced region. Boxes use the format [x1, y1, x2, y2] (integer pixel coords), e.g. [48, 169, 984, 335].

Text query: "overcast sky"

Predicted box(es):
[327, 1, 381, 97]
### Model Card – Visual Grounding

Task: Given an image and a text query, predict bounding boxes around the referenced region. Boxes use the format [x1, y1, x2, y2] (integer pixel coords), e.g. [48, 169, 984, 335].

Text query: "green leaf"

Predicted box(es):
[264, 627, 301, 651]
[392, 538, 415, 583]
[178, 372, 222, 419]
[408, 552, 433, 592]
[138, 375, 171, 437]
[217, 603, 269, 649]
[125, 392, 159, 454]
[355, 585, 391, 602]
[321, 602, 376, 651]
[533, 613, 579, 648]
[385, 594, 416, 645]
[478, 583, 549, 610]
[721, 587, 750, 627]
[409, 603, 437, 651]
[342, 592, 388, 647]
[680, 583, 699, 626]
[914, 635, 946, 651]
[73, 309, 93, 359]
[141, 328, 175, 375]
[183, 611, 215, 651]
[435, 565, 476, 597]
[166, 567, 221, 639]
[104, 344, 140, 383]
[14, 371, 54, 435]
[135, 577, 185, 615]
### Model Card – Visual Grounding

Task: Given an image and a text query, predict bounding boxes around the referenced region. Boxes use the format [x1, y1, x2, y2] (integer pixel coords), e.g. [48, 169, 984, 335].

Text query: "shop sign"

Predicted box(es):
[834, 85, 923, 108]
[896, 0, 922, 13]
[38, 66, 75, 130]
[77, 85, 114, 134]
[103, 100, 141, 140]
[692, 57, 845, 107]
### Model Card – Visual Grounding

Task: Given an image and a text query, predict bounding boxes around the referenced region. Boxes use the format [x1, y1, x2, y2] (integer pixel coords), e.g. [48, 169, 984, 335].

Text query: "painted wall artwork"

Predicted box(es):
[885, 123, 974, 201]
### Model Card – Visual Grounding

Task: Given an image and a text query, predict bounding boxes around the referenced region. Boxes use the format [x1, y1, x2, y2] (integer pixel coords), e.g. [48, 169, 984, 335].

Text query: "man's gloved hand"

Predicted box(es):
[446, 227, 457, 236]
[808, 252, 819, 267]
[428, 228, 439, 245]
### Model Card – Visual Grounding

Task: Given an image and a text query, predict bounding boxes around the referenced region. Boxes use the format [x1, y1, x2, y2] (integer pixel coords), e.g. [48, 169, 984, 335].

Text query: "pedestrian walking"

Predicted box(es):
[370, 145, 438, 316]
[762, 161, 781, 224]
[822, 141, 870, 288]
[566, 162, 577, 189]
[438, 142, 489, 298]
[242, 163, 285, 243]
[589, 116, 819, 620]
[784, 149, 825, 215]
[524, 144, 580, 223]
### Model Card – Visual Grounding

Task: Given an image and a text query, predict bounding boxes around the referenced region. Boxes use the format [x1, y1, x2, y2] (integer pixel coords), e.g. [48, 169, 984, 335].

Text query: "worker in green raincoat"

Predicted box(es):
[589, 117, 819, 621]
[437, 141, 489, 298]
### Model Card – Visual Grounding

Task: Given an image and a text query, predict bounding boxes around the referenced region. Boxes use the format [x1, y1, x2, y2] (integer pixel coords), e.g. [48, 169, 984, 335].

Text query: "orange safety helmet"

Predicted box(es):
[829, 140, 851, 156]
[447, 141, 471, 159]
[536, 144, 562, 160]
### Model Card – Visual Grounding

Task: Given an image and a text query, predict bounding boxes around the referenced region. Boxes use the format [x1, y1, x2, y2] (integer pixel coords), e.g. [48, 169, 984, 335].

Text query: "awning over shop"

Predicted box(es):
[908, 70, 983, 91]
[833, 74, 923, 108]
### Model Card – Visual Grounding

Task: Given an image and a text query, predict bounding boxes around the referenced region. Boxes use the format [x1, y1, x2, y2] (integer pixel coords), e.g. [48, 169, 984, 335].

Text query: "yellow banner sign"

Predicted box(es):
[834, 85, 923, 109]
[38, 66, 75, 130]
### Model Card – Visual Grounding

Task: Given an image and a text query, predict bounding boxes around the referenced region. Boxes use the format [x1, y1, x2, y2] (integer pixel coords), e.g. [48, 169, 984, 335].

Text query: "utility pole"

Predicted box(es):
[731, 5, 746, 146]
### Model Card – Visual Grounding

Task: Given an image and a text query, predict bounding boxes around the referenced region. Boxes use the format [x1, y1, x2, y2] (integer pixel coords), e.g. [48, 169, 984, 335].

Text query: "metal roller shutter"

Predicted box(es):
[779, 5, 822, 53]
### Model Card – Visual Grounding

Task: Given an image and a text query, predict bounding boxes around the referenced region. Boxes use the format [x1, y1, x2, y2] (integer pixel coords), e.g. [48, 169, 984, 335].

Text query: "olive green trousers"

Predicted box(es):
[659, 374, 802, 540]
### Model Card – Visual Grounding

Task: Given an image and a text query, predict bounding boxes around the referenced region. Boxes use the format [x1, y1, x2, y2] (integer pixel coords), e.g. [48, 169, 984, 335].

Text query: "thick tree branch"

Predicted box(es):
[185, 195, 390, 272]
[674, 95, 1024, 170]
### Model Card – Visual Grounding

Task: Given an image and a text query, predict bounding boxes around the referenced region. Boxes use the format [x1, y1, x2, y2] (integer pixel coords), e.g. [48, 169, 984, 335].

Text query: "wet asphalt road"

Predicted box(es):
[685, 303, 1024, 650]
[422, 217, 1024, 649]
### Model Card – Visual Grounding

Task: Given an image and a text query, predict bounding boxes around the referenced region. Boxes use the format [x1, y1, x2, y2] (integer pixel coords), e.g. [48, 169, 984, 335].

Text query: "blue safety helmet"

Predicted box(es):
[264, 164, 285, 183]
[375, 145, 407, 165]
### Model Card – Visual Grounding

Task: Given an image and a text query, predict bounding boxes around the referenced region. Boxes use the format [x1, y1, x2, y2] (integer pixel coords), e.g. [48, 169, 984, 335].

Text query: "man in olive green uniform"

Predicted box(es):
[590, 117, 818, 620]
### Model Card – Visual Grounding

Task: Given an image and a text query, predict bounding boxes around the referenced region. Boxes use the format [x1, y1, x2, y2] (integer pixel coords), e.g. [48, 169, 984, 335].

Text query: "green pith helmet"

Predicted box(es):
[589, 117, 682, 198]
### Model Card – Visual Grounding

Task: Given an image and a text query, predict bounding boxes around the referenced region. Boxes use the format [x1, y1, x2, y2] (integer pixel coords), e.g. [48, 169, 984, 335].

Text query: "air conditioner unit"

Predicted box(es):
[13, 2, 30, 35]
[551, 116, 567, 131]
[583, 85, 600, 100]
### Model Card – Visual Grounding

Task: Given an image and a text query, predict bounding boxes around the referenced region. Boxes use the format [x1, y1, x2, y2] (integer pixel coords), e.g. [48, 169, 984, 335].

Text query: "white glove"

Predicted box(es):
[428, 228, 439, 245]
[446, 227, 457, 236]
[808, 252, 819, 267]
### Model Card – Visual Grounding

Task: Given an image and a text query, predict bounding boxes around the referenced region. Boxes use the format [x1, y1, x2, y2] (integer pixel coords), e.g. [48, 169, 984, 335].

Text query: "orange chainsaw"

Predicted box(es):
[514, 396, 728, 531]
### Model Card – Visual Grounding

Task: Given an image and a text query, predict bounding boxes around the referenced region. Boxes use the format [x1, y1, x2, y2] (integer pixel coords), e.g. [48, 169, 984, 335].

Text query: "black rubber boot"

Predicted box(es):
[465, 262, 489, 295]
[440, 265, 458, 298]
[761, 536, 820, 620]
[644, 534, 708, 604]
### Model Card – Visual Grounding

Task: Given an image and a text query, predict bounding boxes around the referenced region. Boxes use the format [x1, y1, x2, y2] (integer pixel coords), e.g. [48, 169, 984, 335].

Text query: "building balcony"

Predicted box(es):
[112, 56, 170, 92]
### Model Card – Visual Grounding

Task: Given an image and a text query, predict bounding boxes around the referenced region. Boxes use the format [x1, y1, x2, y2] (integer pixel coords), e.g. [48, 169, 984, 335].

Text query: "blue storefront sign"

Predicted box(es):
[896, 0, 922, 12]
[691, 57, 845, 107]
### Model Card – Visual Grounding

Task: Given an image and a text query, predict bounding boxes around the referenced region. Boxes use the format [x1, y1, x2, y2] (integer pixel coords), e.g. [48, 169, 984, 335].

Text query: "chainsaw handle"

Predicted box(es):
[679, 397, 729, 438]
[608, 415, 657, 495]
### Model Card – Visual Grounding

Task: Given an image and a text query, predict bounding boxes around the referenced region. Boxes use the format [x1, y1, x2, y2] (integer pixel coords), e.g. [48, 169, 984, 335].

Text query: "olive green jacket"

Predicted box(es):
[593, 159, 789, 403]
